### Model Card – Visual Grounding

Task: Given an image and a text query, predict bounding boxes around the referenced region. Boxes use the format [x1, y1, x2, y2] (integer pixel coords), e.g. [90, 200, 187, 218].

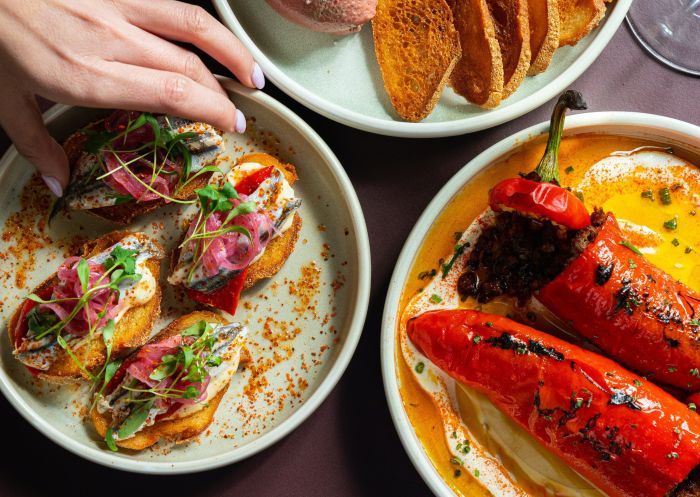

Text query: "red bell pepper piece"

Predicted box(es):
[235, 166, 274, 196]
[538, 213, 700, 391]
[408, 309, 700, 497]
[489, 177, 591, 230]
[186, 268, 248, 315]
[489, 90, 591, 230]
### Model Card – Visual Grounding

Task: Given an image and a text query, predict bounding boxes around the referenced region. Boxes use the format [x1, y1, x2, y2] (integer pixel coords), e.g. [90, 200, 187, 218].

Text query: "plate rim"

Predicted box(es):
[213, 0, 633, 138]
[380, 112, 700, 496]
[0, 79, 371, 474]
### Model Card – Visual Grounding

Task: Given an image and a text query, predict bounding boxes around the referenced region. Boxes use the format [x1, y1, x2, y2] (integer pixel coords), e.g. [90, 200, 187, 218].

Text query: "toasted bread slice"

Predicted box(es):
[372, 0, 461, 122]
[171, 153, 302, 295]
[62, 128, 213, 225]
[485, 0, 531, 98]
[527, 0, 560, 74]
[558, 0, 608, 46]
[8, 231, 162, 383]
[448, 0, 504, 108]
[90, 311, 248, 450]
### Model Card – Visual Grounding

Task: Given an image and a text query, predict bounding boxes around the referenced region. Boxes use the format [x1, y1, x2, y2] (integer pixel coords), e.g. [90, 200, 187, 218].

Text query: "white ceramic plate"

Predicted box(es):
[214, 0, 632, 138]
[0, 79, 370, 474]
[381, 112, 700, 496]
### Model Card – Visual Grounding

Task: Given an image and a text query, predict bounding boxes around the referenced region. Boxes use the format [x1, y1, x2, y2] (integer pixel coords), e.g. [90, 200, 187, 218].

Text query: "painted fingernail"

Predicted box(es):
[42, 175, 63, 197]
[235, 109, 247, 134]
[252, 62, 265, 90]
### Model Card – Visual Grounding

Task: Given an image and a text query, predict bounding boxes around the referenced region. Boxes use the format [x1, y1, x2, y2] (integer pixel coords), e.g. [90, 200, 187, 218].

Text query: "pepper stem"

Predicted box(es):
[534, 90, 587, 184]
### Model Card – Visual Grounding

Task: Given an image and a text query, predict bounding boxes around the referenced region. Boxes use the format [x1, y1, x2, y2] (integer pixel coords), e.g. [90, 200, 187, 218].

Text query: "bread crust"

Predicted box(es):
[557, 0, 608, 47]
[90, 311, 235, 451]
[485, 0, 532, 98]
[448, 0, 505, 109]
[372, 0, 461, 121]
[171, 153, 302, 298]
[61, 127, 213, 225]
[527, 0, 560, 74]
[8, 231, 163, 383]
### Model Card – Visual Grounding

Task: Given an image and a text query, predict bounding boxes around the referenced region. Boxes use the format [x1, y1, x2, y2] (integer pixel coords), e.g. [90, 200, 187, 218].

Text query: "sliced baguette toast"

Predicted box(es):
[448, 0, 505, 108]
[527, 0, 560, 74]
[62, 127, 213, 225]
[372, 0, 461, 122]
[90, 311, 247, 451]
[8, 231, 162, 383]
[171, 153, 302, 296]
[485, 0, 531, 98]
[558, 0, 608, 46]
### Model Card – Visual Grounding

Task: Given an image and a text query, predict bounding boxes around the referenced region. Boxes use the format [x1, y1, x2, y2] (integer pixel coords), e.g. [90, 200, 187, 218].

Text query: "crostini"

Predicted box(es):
[9, 231, 163, 382]
[54, 110, 225, 224]
[91, 311, 249, 451]
[168, 153, 302, 314]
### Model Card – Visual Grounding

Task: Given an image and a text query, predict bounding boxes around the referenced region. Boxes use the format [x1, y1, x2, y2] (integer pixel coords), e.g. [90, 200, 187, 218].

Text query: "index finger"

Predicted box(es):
[118, 0, 264, 90]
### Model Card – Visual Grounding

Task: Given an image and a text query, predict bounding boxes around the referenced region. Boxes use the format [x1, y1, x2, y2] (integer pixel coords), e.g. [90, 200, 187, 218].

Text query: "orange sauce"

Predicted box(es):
[396, 134, 700, 497]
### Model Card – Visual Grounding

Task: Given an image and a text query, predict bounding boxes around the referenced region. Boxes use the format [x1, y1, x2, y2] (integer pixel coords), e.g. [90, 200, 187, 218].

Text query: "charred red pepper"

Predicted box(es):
[538, 213, 700, 391]
[489, 91, 590, 230]
[408, 309, 700, 497]
[185, 166, 272, 315]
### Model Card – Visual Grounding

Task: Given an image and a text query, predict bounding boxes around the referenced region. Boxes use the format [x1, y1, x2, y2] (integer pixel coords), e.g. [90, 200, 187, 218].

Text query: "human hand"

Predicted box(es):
[0, 0, 265, 196]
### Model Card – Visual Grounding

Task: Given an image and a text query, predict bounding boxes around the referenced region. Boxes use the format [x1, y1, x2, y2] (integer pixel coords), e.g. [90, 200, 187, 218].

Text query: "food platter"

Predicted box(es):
[0, 79, 370, 474]
[213, 0, 632, 138]
[381, 111, 700, 497]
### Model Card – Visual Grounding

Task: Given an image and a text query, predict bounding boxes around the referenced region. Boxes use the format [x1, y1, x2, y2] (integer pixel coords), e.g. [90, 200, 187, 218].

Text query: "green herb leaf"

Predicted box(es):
[207, 355, 223, 367]
[103, 359, 122, 387]
[77, 259, 90, 294]
[183, 386, 200, 399]
[149, 360, 178, 381]
[105, 427, 118, 452]
[102, 319, 115, 357]
[117, 398, 155, 440]
[181, 320, 209, 337]
[619, 241, 642, 255]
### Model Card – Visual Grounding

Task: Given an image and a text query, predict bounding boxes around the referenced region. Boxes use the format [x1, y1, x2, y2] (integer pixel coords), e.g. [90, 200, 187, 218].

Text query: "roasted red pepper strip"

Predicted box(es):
[408, 309, 700, 497]
[489, 178, 591, 230]
[539, 213, 700, 391]
[186, 268, 248, 315]
[235, 166, 274, 196]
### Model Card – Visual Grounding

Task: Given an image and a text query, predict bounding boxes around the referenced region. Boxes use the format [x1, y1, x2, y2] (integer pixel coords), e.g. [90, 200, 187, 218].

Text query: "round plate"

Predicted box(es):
[0, 79, 370, 474]
[381, 112, 700, 496]
[214, 0, 632, 138]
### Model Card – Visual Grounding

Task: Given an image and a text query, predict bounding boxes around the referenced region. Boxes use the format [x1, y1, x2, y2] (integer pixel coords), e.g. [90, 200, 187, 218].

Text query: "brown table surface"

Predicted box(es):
[1, 3, 699, 496]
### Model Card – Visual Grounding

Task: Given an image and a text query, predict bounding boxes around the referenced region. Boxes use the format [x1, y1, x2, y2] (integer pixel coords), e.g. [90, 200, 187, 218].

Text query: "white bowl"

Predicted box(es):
[214, 0, 632, 138]
[381, 112, 700, 496]
[0, 79, 371, 474]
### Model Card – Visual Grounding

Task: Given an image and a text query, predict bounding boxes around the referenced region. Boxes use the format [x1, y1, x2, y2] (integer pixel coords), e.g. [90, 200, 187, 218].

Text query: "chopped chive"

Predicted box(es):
[628, 259, 637, 269]
[691, 368, 700, 378]
[430, 294, 443, 304]
[659, 187, 672, 205]
[474, 469, 480, 478]
[633, 379, 642, 387]
[565, 166, 574, 174]
[667, 452, 680, 460]
[664, 217, 678, 231]
[473, 336, 482, 345]
[672, 238, 681, 247]
[574, 191, 585, 203]
[641, 190, 654, 201]
[415, 362, 425, 374]
[668, 366, 678, 373]
[686, 246, 694, 254]
[690, 319, 700, 326]
[619, 241, 642, 255]
[690, 402, 697, 411]
[485, 321, 493, 327]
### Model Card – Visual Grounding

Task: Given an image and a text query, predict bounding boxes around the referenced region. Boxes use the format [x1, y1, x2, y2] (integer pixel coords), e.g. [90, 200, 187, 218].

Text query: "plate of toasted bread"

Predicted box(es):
[0, 79, 370, 472]
[214, 0, 631, 137]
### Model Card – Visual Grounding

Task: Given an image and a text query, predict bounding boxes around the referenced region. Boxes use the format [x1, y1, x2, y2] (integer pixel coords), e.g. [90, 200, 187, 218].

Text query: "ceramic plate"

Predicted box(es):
[0, 79, 370, 474]
[381, 112, 700, 496]
[214, 0, 632, 137]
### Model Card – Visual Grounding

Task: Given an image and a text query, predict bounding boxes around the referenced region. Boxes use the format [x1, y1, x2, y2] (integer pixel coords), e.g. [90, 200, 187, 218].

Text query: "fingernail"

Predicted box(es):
[42, 175, 63, 197]
[251, 62, 265, 90]
[235, 109, 247, 134]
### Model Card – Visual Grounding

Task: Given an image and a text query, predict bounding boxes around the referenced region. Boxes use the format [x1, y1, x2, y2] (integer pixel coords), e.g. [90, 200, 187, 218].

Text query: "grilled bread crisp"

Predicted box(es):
[558, 0, 609, 46]
[8, 231, 162, 383]
[62, 126, 214, 225]
[90, 311, 248, 450]
[485, 0, 531, 98]
[372, 0, 461, 122]
[527, 0, 559, 74]
[171, 153, 301, 294]
[448, 0, 504, 108]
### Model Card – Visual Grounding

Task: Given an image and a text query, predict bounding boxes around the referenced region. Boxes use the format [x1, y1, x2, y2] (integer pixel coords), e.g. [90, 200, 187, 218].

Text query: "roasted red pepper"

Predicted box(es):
[186, 268, 248, 315]
[408, 309, 700, 497]
[489, 177, 591, 229]
[235, 166, 274, 196]
[489, 90, 590, 230]
[539, 213, 700, 391]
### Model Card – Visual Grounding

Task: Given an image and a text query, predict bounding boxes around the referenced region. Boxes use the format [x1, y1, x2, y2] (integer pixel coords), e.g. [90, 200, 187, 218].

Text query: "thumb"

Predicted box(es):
[0, 91, 69, 197]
